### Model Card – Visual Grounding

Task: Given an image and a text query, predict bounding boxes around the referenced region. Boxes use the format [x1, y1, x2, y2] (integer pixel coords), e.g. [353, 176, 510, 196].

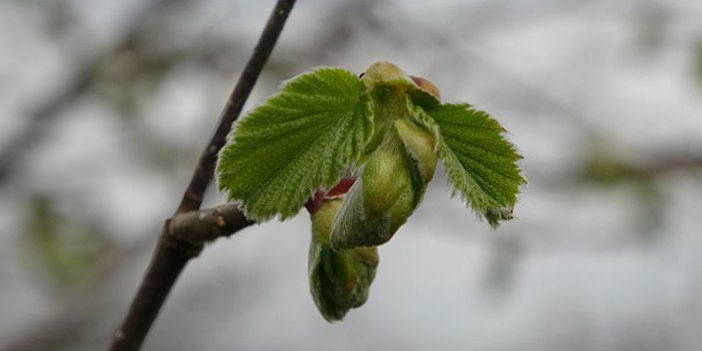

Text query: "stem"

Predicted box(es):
[176, 0, 296, 214]
[168, 203, 255, 244]
[107, 1, 296, 350]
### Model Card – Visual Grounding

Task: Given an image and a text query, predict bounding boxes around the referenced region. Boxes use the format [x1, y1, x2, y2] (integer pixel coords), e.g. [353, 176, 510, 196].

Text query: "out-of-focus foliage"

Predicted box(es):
[27, 195, 109, 288]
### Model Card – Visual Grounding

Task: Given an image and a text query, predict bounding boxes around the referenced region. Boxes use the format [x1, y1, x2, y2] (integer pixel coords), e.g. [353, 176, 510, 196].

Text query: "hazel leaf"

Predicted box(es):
[408, 100, 525, 226]
[217, 68, 373, 220]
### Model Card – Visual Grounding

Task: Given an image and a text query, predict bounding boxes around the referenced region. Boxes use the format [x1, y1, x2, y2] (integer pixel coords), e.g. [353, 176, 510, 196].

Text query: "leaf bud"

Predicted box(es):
[309, 195, 378, 321]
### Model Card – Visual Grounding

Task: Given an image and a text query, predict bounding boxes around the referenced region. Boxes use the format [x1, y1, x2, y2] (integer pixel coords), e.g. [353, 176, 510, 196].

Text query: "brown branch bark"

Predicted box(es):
[168, 203, 255, 244]
[107, 1, 296, 350]
[176, 0, 297, 214]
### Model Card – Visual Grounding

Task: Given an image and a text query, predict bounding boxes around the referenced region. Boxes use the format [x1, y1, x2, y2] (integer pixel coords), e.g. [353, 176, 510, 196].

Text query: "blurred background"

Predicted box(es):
[1, 0, 701, 350]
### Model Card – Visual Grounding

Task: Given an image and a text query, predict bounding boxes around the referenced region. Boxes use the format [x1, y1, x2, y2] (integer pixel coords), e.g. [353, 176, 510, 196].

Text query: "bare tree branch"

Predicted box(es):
[176, 0, 296, 214]
[168, 203, 255, 244]
[107, 1, 296, 350]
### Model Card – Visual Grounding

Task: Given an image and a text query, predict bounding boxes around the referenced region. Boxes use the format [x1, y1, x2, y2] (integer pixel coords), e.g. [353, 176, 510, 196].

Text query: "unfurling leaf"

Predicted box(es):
[330, 123, 437, 249]
[217, 68, 373, 221]
[330, 62, 438, 249]
[394, 119, 438, 183]
[309, 197, 378, 321]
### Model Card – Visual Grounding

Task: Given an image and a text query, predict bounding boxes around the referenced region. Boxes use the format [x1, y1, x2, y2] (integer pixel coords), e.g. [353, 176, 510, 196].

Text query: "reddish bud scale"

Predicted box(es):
[410, 75, 441, 100]
[305, 178, 357, 214]
[327, 178, 356, 197]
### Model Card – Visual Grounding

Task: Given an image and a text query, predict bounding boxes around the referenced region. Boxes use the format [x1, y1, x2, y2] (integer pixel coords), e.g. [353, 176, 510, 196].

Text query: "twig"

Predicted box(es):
[168, 203, 255, 244]
[106, 1, 296, 350]
[176, 0, 296, 214]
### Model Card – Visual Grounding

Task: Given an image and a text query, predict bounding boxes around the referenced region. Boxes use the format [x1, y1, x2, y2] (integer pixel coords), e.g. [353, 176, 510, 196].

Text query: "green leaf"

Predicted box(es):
[408, 99, 525, 226]
[309, 198, 378, 322]
[330, 138, 425, 250]
[217, 68, 373, 220]
[394, 119, 438, 183]
[309, 239, 378, 321]
[217, 68, 373, 221]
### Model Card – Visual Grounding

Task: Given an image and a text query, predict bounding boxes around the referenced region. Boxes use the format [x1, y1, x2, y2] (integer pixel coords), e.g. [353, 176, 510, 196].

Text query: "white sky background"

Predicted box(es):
[1, 0, 701, 350]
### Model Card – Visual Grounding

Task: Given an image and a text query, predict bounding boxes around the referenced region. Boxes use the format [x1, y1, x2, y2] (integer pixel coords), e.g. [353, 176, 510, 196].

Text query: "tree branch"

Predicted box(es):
[176, 0, 296, 214]
[107, 1, 296, 350]
[168, 203, 255, 245]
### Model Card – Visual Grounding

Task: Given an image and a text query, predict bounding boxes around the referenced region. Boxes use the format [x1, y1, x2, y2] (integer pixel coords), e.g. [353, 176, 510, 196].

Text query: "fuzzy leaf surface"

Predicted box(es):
[409, 100, 525, 226]
[217, 68, 373, 220]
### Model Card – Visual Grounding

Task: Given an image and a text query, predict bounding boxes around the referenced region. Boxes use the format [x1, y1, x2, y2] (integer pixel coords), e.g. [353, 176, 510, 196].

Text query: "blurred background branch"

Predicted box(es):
[0, 0, 179, 181]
